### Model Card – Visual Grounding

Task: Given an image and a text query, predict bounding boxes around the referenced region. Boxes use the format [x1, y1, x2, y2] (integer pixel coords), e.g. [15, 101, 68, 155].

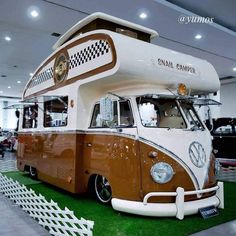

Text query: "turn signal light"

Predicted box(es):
[149, 151, 158, 158]
[178, 83, 187, 96]
[67, 176, 72, 183]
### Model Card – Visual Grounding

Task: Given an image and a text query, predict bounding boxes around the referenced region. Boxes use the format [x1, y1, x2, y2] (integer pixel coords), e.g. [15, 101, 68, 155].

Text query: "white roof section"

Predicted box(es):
[53, 12, 158, 50]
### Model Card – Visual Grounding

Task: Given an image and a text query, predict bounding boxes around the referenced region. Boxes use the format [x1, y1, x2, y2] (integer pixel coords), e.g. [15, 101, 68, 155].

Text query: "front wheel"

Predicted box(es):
[94, 175, 112, 204]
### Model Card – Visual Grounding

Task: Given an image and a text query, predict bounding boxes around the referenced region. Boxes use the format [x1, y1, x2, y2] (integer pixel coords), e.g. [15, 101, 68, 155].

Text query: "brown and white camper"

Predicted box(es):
[17, 12, 224, 219]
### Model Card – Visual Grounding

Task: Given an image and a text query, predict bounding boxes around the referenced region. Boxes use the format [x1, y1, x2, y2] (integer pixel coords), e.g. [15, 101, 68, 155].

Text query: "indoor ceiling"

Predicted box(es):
[0, 0, 235, 98]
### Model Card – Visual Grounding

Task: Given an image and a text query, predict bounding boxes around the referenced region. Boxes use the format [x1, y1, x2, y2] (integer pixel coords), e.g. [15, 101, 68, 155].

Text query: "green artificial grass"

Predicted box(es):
[4, 171, 236, 236]
[4, 171, 41, 185]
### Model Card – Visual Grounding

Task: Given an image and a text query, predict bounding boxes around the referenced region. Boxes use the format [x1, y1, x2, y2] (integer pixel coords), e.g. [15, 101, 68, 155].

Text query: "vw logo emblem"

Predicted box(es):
[189, 142, 206, 168]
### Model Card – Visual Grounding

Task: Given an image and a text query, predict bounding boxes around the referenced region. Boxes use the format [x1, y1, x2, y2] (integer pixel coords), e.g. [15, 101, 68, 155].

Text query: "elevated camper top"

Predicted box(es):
[23, 12, 219, 100]
[53, 12, 158, 49]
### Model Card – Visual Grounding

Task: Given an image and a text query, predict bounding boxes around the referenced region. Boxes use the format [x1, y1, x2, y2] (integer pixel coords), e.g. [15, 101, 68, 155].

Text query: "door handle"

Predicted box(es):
[87, 143, 92, 147]
[117, 128, 123, 132]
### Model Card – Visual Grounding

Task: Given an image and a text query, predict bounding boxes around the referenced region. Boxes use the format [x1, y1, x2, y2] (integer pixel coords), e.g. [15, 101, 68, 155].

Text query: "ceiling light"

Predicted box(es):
[4, 36, 11, 41]
[195, 34, 202, 39]
[31, 10, 39, 18]
[17, 80, 21, 84]
[29, 73, 33, 76]
[0, 91, 3, 94]
[27, 6, 40, 19]
[139, 12, 147, 19]
[233, 67, 236, 71]
[7, 86, 11, 89]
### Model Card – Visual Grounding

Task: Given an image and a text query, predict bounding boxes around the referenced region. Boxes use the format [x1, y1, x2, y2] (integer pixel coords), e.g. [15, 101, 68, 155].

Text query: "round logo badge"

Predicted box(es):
[189, 142, 206, 168]
[54, 52, 69, 83]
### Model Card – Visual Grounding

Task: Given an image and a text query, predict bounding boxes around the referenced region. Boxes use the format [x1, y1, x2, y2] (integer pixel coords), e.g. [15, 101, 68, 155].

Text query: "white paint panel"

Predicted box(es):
[139, 127, 212, 190]
[110, 31, 220, 94]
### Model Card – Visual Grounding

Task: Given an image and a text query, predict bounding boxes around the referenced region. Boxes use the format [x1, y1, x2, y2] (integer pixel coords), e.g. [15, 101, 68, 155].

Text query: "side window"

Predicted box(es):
[90, 104, 101, 127]
[22, 105, 38, 128]
[119, 101, 134, 126]
[90, 102, 118, 128]
[44, 96, 68, 127]
[90, 100, 134, 128]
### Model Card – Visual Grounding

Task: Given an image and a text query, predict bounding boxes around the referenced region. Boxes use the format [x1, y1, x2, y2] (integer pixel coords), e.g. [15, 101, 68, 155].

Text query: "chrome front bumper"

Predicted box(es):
[111, 182, 224, 220]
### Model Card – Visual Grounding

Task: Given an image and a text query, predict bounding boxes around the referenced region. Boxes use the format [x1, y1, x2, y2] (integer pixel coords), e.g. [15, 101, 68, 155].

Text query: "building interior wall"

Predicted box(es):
[0, 100, 18, 130]
[220, 82, 236, 118]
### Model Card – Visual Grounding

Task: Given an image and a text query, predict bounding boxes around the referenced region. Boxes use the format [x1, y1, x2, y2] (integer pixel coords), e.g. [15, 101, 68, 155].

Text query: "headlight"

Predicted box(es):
[150, 162, 174, 184]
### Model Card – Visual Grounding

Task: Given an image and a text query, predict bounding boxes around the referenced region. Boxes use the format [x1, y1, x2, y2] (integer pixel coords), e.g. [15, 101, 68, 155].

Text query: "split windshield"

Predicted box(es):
[136, 96, 204, 130]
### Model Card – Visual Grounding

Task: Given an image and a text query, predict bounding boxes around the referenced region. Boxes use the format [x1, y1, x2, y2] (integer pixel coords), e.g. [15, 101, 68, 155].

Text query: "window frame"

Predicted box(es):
[43, 96, 68, 128]
[179, 101, 205, 131]
[89, 99, 135, 129]
[22, 104, 38, 129]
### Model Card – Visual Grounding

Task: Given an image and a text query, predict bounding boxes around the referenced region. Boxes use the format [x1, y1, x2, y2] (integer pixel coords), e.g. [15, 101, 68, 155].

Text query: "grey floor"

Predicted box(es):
[0, 150, 236, 236]
[0, 193, 50, 236]
[0, 151, 17, 172]
[190, 161, 236, 236]
[190, 220, 236, 236]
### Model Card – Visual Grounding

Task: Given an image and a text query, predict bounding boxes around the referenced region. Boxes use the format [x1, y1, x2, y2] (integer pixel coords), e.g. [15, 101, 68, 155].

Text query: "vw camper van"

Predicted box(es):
[17, 12, 224, 219]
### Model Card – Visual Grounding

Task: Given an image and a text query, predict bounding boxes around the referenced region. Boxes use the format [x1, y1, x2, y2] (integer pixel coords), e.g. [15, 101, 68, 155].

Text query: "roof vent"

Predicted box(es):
[51, 32, 61, 37]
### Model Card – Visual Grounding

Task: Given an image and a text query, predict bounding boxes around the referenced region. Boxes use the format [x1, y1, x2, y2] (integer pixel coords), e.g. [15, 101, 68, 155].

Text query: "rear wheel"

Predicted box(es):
[94, 175, 112, 204]
[29, 166, 37, 179]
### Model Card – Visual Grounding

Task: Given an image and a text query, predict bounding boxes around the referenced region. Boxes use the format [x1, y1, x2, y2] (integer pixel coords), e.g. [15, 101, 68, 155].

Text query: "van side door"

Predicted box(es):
[83, 99, 141, 200]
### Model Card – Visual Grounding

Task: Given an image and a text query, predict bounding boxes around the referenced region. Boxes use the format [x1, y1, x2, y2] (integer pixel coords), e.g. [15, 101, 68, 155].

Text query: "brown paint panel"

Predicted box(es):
[139, 141, 195, 203]
[139, 141, 217, 203]
[82, 133, 141, 200]
[24, 33, 117, 99]
[200, 153, 218, 199]
[17, 132, 217, 203]
[17, 133, 77, 192]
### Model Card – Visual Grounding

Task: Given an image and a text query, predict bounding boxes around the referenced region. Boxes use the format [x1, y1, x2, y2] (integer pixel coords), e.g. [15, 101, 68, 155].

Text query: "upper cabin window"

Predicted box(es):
[116, 28, 138, 39]
[66, 18, 151, 44]
[44, 96, 68, 127]
[90, 100, 134, 128]
[22, 105, 38, 128]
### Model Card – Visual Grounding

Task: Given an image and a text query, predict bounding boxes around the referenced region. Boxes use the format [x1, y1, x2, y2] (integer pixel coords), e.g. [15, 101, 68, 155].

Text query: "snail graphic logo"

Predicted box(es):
[189, 142, 206, 168]
[54, 52, 69, 83]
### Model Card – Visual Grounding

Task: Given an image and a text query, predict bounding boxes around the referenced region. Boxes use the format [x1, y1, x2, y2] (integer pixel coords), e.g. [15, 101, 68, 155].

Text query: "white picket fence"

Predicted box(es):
[0, 173, 94, 236]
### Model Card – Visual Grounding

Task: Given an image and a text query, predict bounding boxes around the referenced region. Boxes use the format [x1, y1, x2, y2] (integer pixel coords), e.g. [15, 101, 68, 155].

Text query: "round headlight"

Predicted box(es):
[150, 162, 174, 184]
